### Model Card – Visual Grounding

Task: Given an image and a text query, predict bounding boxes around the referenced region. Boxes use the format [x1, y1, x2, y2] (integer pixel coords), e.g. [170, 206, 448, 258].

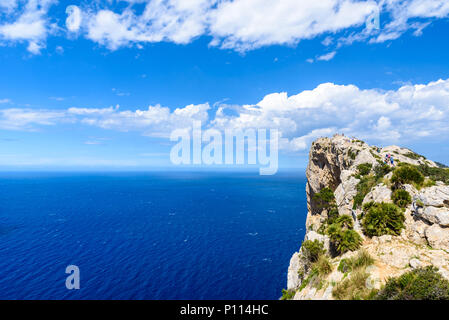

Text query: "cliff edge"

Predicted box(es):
[285, 134, 449, 300]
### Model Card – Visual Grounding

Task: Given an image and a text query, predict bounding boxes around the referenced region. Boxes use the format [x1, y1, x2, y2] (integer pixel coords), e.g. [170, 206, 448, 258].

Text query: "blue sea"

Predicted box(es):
[0, 171, 307, 300]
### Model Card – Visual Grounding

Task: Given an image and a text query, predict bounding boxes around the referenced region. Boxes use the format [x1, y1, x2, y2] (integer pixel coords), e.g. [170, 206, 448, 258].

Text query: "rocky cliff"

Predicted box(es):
[285, 134, 449, 300]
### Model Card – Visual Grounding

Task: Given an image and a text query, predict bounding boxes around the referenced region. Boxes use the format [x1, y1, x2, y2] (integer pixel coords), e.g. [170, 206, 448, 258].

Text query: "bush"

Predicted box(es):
[326, 215, 362, 255]
[348, 148, 359, 160]
[404, 151, 425, 160]
[328, 228, 362, 255]
[337, 250, 374, 274]
[436, 161, 448, 169]
[351, 249, 374, 269]
[327, 206, 339, 225]
[280, 288, 296, 300]
[392, 189, 412, 208]
[357, 163, 373, 176]
[332, 269, 377, 300]
[313, 187, 336, 209]
[353, 175, 378, 209]
[338, 258, 352, 273]
[391, 165, 424, 186]
[315, 255, 333, 275]
[376, 266, 449, 300]
[335, 214, 354, 229]
[361, 202, 405, 237]
[301, 240, 326, 263]
[374, 163, 392, 180]
[417, 165, 449, 185]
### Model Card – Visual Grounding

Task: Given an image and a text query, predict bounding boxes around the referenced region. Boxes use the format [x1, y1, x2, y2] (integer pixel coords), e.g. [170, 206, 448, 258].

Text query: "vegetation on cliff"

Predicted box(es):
[361, 202, 405, 237]
[375, 266, 449, 300]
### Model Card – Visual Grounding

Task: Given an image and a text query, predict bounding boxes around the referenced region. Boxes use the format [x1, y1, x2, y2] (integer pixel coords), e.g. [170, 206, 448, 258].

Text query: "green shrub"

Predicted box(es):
[335, 214, 354, 229]
[351, 249, 374, 269]
[313, 187, 336, 209]
[327, 206, 339, 225]
[301, 240, 326, 263]
[436, 161, 448, 169]
[353, 175, 378, 209]
[376, 266, 449, 300]
[391, 165, 425, 186]
[326, 215, 362, 255]
[315, 255, 333, 275]
[348, 148, 359, 160]
[374, 163, 392, 180]
[361, 202, 405, 237]
[280, 288, 296, 300]
[357, 163, 373, 176]
[338, 258, 352, 273]
[417, 165, 449, 184]
[392, 189, 412, 208]
[329, 228, 362, 255]
[404, 151, 425, 160]
[332, 269, 377, 300]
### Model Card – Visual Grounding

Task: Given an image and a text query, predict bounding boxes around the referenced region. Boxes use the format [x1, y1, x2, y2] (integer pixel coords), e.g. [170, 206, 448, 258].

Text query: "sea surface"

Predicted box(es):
[0, 171, 307, 299]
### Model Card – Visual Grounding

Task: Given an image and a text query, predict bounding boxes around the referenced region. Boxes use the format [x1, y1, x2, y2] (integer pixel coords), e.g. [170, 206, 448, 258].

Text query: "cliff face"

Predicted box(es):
[286, 134, 449, 300]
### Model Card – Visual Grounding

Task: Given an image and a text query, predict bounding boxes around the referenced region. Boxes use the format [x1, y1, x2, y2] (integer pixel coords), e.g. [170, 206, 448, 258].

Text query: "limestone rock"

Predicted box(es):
[415, 185, 449, 207]
[335, 173, 359, 206]
[363, 184, 392, 204]
[287, 252, 301, 290]
[418, 206, 449, 227]
[288, 134, 449, 300]
[425, 224, 449, 250]
[409, 258, 422, 269]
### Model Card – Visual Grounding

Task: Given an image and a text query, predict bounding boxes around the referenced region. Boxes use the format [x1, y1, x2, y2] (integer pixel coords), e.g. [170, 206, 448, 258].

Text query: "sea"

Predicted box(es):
[0, 171, 307, 299]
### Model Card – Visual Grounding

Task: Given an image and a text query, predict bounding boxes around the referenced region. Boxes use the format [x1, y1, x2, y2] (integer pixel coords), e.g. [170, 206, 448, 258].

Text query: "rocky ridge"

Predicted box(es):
[286, 134, 449, 300]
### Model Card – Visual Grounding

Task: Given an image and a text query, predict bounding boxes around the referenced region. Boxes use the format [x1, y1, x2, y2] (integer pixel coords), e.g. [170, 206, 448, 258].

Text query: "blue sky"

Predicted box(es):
[1, 0, 449, 170]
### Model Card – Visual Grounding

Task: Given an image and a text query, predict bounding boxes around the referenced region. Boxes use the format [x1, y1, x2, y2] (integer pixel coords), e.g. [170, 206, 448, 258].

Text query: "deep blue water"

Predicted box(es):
[0, 171, 307, 300]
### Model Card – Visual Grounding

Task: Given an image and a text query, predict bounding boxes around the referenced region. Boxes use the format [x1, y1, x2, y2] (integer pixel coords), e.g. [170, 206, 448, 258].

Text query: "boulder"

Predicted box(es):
[409, 258, 422, 269]
[416, 206, 449, 227]
[353, 149, 378, 168]
[363, 184, 392, 204]
[425, 224, 449, 250]
[415, 185, 449, 207]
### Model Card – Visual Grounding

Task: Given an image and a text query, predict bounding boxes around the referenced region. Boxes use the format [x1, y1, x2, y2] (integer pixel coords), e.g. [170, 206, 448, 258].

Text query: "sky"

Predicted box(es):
[1, 0, 449, 171]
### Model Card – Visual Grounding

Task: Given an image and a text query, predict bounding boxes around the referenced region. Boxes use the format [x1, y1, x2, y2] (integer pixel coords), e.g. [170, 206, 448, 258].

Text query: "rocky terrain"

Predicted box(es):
[285, 134, 449, 300]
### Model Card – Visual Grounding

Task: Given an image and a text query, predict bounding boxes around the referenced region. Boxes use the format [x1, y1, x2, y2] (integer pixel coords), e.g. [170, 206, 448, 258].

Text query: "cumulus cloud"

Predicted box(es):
[67, 0, 449, 52]
[0, 0, 55, 54]
[1, 0, 449, 53]
[2, 79, 449, 152]
[211, 79, 449, 151]
[0, 0, 18, 12]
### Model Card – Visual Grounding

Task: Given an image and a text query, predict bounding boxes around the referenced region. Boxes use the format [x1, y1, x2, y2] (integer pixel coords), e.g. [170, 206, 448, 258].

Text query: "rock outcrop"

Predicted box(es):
[286, 134, 449, 300]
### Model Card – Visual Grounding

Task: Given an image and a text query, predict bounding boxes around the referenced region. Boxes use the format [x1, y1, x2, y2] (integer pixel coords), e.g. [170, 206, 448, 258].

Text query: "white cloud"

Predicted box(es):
[76, 0, 449, 52]
[2, 79, 449, 153]
[0, 0, 18, 12]
[0, 0, 55, 54]
[0, 107, 66, 130]
[1, 103, 210, 137]
[2, 0, 449, 53]
[316, 51, 337, 61]
[211, 79, 449, 150]
[0, 98, 11, 103]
